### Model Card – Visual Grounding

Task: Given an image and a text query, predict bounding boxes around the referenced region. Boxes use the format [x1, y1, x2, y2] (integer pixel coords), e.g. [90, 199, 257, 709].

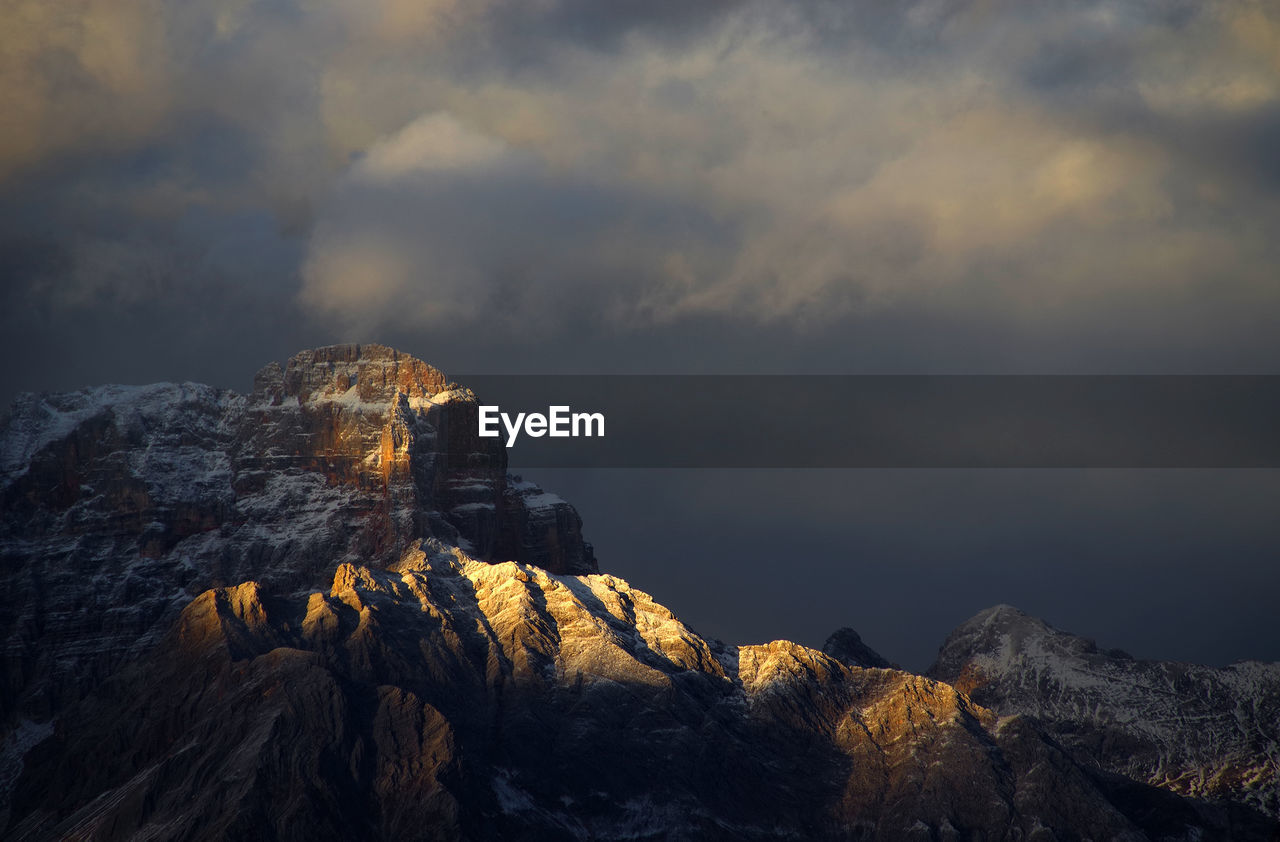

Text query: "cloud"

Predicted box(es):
[0, 0, 172, 179]
[2, 0, 1279, 359]
[291, 0, 1278, 335]
[299, 110, 731, 332]
[353, 113, 509, 182]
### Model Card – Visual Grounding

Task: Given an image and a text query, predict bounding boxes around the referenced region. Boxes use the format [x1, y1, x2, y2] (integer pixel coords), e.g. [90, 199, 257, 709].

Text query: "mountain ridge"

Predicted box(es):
[0, 344, 593, 731]
[2, 345, 1278, 840]
[3, 544, 1184, 840]
[929, 604, 1280, 823]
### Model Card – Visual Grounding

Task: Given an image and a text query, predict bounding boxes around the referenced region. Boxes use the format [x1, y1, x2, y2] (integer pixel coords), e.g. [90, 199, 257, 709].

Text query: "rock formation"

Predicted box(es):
[0, 345, 593, 735]
[4, 547, 1189, 841]
[929, 605, 1280, 833]
[1, 346, 1277, 840]
[823, 627, 892, 670]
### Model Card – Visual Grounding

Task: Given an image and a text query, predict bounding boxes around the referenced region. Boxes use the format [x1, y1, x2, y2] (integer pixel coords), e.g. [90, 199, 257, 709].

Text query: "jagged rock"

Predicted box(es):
[9, 546, 1172, 841]
[0, 345, 594, 738]
[2, 349, 1277, 841]
[822, 627, 892, 669]
[929, 604, 1280, 832]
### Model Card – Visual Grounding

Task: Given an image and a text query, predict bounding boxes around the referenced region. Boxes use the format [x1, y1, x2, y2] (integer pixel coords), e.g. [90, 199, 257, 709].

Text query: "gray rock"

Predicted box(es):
[0, 345, 594, 732]
[930, 604, 1280, 830]
[10, 552, 1160, 841]
[2, 348, 1276, 840]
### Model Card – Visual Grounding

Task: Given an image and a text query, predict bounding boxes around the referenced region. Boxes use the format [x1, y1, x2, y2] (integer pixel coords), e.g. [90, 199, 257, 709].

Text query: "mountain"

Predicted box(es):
[0, 345, 592, 730]
[929, 605, 1280, 832]
[823, 628, 893, 670]
[1, 345, 1277, 840]
[3, 547, 1186, 841]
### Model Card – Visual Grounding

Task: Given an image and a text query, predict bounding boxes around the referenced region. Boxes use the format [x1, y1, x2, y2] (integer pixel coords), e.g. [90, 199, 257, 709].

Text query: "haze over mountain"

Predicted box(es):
[2, 346, 1277, 840]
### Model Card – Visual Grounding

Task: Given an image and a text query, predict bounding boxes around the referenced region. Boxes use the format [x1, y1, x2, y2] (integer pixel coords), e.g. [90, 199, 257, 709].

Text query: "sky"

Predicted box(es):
[2, 0, 1278, 668]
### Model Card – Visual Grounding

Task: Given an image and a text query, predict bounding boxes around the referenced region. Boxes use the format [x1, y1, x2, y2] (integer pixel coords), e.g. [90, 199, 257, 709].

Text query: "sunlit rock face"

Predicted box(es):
[236, 344, 594, 575]
[2, 348, 1277, 840]
[10, 543, 1161, 841]
[0, 345, 594, 730]
[929, 605, 1280, 827]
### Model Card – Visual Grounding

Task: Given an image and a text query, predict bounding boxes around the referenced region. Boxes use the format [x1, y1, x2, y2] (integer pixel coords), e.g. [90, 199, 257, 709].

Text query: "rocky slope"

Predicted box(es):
[1, 346, 1277, 840]
[0, 345, 592, 743]
[930, 605, 1280, 828]
[4, 542, 1204, 841]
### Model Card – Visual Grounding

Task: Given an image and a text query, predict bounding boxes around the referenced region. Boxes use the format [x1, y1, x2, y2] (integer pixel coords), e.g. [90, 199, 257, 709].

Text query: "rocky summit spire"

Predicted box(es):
[238, 344, 595, 574]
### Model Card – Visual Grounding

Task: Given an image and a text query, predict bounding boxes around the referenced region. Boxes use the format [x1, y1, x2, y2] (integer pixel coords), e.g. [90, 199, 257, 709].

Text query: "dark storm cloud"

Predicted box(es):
[295, 0, 1280, 344]
[497, 0, 748, 52]
[300, 114, 735, 333]
[1155, 104, 1280, 195]
[3, 0, 1278, 376]
[0, 128, 312, 397]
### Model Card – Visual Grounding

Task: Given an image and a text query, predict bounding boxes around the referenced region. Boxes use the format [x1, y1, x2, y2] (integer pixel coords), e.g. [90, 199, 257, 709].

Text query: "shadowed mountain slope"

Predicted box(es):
[2, 347, 1277, 840]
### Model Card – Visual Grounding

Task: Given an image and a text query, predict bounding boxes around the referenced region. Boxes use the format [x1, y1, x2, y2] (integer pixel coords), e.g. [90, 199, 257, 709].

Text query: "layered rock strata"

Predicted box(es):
[0, 345, 594, 732]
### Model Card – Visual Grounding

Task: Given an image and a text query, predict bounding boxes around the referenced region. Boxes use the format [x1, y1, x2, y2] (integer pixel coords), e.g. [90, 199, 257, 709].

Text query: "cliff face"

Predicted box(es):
[0, 345, 593, 729]
[1, 347, 1277, 841]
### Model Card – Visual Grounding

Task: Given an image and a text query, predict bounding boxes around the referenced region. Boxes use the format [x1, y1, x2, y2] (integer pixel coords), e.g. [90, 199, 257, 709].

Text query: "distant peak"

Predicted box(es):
[979, 603, 1024, 618]
[253, 344, 450, 405]
[954, 603, 1055, 635]
[972, 604, 1033, 625]
[822, 627, 891, 669]
[289, 343, 422, 366]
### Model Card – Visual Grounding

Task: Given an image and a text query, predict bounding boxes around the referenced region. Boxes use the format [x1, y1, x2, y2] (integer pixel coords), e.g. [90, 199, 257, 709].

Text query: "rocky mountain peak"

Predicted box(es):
[3, 544, 1200, 841]
[955, 603, 1043, 636]
[3, 355, 1279, 839]
[928, 604, 1054, 681]
[928, 604, 1280, 823]
[0, 346, 594, 734]
[253, 343, 452, 406]
[821, 627, 891, 669]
